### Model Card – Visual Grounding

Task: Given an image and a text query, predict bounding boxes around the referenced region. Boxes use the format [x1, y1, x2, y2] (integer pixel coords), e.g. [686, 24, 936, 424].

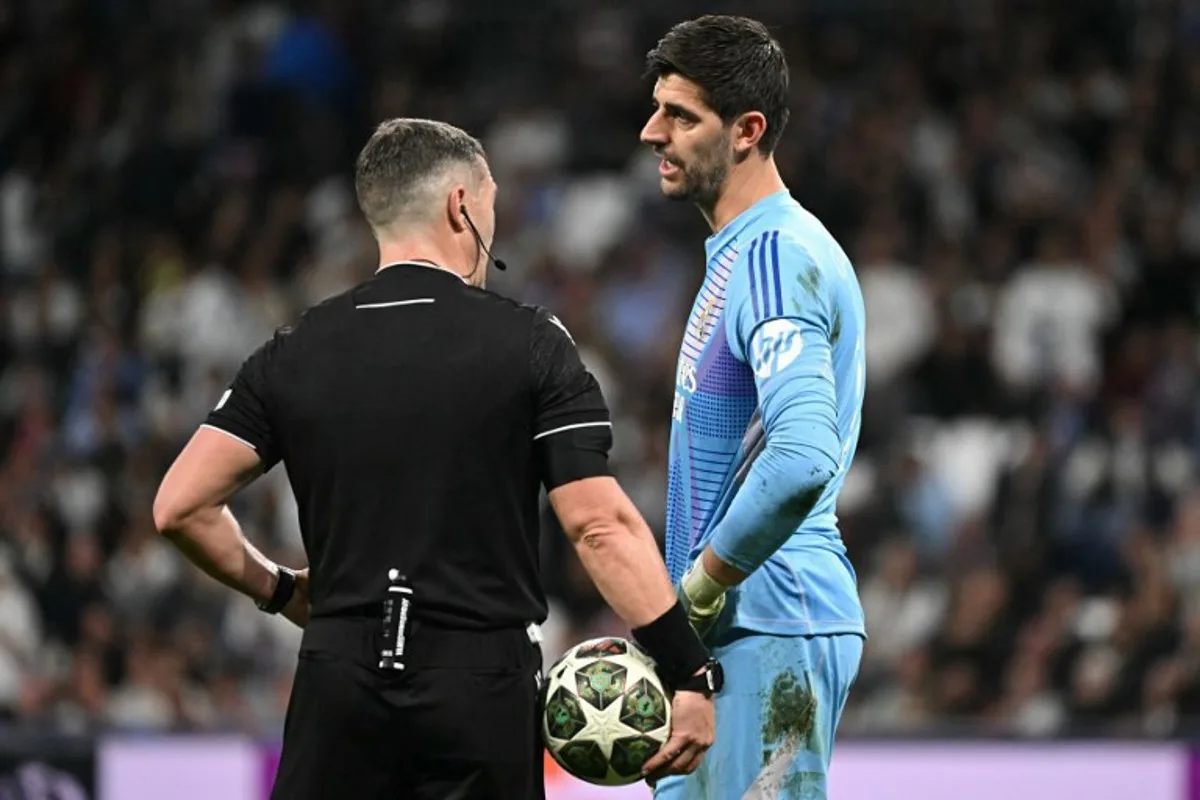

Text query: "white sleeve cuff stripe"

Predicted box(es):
[200, 424, 259, 452]
[533, 421, 612, 441]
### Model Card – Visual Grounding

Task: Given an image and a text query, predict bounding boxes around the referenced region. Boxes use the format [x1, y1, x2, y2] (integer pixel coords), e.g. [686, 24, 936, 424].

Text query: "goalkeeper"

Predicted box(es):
[638, 15, 867, 799]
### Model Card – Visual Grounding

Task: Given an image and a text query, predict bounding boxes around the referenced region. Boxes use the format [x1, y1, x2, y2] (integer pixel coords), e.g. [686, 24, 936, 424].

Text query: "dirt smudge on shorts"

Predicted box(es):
[761, 669, 818, 766]
[783, 771, 825, 799]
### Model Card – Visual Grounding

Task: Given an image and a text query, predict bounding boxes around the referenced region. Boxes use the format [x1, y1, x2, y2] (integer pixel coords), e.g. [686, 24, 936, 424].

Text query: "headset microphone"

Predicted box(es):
[460, 206, 507, 272]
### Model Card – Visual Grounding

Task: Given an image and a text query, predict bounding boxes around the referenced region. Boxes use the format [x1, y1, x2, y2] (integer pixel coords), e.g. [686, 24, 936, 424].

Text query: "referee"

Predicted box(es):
[153, 118, 719, 799]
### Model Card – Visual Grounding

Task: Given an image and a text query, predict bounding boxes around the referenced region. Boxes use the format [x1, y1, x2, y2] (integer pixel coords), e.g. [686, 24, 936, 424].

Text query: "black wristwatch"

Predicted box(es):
[257, 565, 297, 615]
[675, 659, 724, 698]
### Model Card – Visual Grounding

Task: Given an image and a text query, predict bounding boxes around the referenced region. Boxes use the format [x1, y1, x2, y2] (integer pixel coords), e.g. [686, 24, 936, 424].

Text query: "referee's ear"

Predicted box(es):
[447, 186, 470, 233]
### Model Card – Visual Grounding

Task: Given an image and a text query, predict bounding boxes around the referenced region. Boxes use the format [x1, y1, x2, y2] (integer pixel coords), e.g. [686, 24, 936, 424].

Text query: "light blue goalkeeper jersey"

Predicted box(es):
[665, 189, 866, 639]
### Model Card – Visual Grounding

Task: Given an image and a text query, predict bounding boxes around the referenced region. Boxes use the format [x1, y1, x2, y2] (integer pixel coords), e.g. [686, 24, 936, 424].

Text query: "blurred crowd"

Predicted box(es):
[1, 0, 1200, 740]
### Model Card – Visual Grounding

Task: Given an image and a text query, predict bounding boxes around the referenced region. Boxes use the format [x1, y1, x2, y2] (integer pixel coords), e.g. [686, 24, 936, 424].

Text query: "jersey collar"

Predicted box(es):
[704, 189, 793, 263]
[376, 260, 469, 284]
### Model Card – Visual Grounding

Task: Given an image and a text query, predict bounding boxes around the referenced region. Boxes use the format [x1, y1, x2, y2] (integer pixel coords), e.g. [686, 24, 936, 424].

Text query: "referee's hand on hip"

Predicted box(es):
[640, 685, 715, 781]
[281, 567, 311, 628]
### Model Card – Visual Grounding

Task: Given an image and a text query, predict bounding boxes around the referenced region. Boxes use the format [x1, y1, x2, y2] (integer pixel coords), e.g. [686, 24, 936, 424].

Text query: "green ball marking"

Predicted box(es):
[544, 687, 587, 740]
[619, 679, 667, 734]
[575, 661, 627, 710]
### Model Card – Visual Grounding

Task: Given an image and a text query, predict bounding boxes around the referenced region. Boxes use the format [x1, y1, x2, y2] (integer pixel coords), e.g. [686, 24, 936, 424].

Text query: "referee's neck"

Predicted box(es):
[376, 239, 468, 282]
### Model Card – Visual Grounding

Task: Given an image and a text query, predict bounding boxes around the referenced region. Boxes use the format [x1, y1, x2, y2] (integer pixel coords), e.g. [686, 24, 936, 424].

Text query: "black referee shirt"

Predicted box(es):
[203, 262, 612, 630]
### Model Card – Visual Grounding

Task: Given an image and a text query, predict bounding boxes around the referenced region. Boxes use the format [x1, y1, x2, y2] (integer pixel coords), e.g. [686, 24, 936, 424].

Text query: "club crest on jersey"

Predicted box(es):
[696, 296, 718, 345]
[749, 319, 804, 379]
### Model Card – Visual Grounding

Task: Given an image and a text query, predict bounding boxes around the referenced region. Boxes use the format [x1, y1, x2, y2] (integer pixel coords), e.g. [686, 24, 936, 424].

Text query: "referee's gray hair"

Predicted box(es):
[354, 118, 486, 234]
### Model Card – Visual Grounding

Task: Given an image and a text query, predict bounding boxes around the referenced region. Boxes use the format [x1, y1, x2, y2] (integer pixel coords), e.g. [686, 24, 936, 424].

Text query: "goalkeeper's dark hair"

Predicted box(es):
[354, 118, 486, 234]
[644, 15, 790, 155]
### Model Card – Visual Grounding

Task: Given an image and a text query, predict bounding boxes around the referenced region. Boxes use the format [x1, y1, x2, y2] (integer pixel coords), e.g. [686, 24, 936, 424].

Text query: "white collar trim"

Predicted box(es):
[376, 261, 468, 284]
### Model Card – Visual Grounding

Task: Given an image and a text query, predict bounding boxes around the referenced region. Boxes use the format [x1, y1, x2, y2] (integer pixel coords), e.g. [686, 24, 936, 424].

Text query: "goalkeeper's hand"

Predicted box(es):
[678, 556, 728, 640]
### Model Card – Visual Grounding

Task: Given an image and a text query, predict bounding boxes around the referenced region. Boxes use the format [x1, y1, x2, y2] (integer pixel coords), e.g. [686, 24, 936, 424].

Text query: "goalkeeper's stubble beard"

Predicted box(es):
[661, 128, 732, 215]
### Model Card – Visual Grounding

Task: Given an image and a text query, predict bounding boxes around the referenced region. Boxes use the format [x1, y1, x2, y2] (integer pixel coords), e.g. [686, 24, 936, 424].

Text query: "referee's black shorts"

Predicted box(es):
[270, 615, 545, 800]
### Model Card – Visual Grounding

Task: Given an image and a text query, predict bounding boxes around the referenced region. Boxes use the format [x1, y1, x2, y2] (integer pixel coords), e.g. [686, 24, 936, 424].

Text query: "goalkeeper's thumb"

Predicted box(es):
[680, 558, 727, 618]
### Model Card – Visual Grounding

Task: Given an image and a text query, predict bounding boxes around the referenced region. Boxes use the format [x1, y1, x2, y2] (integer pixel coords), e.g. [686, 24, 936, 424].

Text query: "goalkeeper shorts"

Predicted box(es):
[654, 631, 862, 800]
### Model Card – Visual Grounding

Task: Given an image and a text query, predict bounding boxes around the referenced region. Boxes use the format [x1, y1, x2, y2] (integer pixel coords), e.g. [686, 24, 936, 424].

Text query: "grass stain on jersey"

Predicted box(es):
[761, 669, 819, 767]
[796, 267, 821, 301]
[781, 484, 826, 522]
[830, 303, 843, 346]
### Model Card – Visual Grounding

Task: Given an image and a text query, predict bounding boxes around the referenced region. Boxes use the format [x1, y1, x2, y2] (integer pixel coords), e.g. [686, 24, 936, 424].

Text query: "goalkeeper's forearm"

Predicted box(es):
[707, 440, 836, 577]
[678, 438, 837, 625]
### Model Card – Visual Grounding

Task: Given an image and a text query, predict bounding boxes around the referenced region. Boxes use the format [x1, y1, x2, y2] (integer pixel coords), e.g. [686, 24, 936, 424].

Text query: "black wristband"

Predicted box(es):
[631, 600, 711, 692]
[257, 565, 296, 615]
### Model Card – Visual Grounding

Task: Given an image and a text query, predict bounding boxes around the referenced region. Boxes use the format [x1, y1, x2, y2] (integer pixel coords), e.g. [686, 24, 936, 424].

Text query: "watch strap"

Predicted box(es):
[258, 565, 296, 614]
[675, 659, 724, 697]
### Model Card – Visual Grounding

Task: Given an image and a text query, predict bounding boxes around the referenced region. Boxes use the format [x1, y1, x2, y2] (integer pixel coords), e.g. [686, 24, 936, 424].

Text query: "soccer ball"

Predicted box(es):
[541, 636, 671, 786]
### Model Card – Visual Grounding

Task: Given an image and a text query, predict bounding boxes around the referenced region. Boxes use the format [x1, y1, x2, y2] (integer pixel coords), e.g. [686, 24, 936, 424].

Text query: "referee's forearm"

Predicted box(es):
[573, 518, 677, 629]
[158, 505, 278, 605]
